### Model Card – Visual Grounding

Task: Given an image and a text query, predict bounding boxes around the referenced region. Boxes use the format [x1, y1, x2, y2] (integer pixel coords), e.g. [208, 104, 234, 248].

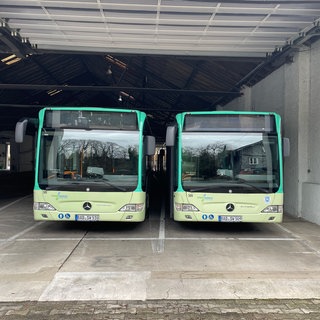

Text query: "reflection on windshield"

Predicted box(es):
[39, 129, 139, 191]
[181, 132, 279, 193]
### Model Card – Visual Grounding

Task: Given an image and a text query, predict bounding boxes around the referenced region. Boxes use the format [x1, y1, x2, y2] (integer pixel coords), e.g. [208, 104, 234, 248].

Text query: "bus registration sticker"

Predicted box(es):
[75, 214, 100, 222]
[219, 215, 242, 222]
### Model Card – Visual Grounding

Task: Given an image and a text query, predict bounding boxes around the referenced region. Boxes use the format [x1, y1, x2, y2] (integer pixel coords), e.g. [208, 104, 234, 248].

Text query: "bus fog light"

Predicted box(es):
[175, 203, 199, 212]
[262, 205, 283, 213]
[34, 202, 56, 211]
[185, 215, 193, 220]
[119, 203, 144, 212]
[125, 215, 134, 220]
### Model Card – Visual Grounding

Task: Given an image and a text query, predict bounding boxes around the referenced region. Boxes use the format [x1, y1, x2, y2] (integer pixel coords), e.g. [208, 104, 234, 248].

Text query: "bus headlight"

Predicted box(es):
[119, 204, 144, 212]
[261, 205, 283, 213]
[34, 202, 56, 211]
[175, 203, 199, 212]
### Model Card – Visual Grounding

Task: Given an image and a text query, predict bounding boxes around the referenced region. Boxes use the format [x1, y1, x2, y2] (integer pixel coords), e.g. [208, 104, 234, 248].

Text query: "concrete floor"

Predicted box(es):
[1, 192, 320, 303]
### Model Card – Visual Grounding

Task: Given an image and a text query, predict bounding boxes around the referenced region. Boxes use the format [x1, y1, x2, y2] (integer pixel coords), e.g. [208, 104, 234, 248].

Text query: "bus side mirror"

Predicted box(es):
[166, 126, 176, 147]
[15, 119, 28, 143]
[283, 137, 290, 157]
[144, 136, 155, 156]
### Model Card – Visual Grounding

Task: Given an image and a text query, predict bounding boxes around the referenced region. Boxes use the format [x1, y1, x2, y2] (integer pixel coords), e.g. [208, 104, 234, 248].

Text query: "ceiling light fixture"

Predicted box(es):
[106, 65, 112, 75]
[10, 29, 18, 37]
[47, 89, 62, 96]
[120, 91, 135, 101]
[105, 55, 127, 70]
[1, 54, 21, 65]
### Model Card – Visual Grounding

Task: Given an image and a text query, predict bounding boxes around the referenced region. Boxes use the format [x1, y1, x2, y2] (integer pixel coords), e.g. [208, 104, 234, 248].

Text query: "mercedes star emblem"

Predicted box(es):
[83, 202, 92, 211]
[226, 203, 235, 212]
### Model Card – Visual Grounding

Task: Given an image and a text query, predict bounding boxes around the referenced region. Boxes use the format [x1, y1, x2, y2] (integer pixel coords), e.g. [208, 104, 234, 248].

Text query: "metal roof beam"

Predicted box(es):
[0, 83, 241, 96]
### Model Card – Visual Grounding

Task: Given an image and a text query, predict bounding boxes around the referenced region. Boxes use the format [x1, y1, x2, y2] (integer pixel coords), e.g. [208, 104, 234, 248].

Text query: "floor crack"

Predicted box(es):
[58, 231, 88, 271]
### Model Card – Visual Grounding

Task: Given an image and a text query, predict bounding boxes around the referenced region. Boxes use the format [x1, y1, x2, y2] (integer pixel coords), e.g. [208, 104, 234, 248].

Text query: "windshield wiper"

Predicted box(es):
[45, 179, 128, 192]
[189, 186, 218, 192]
[188, 179, 270, 193]
[234, 178, 270, 193]
[93, 178, 127, 192]
[45, 186, 60, 190]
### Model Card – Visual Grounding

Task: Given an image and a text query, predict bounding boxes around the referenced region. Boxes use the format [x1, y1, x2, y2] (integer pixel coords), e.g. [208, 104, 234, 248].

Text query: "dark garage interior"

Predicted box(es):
[1, 1, 320, 198]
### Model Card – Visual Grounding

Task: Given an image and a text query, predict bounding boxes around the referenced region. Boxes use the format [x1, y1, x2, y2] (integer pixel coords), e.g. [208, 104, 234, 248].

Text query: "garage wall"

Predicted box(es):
[225, 40, 320, 225]
[302, 39, 320, 225]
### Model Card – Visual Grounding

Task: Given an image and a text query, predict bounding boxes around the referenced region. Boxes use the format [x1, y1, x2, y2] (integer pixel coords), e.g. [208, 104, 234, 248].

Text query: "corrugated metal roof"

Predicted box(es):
[2, 0, 320, 57]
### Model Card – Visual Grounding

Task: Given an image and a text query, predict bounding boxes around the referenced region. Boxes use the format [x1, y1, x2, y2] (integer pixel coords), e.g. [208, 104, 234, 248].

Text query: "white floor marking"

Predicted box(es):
[152, 200, 166, 253]
[0, 221, 45, 247]
[15, 236, 298, 242]
[0, 195, 30, 214]
[274, 222, 300, 237]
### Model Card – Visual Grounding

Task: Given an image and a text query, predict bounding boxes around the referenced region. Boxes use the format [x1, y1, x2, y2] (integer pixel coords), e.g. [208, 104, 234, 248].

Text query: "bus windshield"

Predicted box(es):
[181, 131, 280, 193]
[39, 128, 140, 192]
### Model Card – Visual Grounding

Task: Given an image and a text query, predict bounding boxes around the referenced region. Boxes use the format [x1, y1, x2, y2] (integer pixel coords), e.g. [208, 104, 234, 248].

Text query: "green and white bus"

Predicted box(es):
[15, 107, 155, 222]
[166, 111, 289, 223]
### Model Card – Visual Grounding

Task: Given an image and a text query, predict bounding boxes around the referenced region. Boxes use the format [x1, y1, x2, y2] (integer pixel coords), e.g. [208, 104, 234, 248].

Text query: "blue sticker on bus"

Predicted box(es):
[58, 213, 64, 219]
[209, 214, 214, 220]
[202, 214, 208, 220]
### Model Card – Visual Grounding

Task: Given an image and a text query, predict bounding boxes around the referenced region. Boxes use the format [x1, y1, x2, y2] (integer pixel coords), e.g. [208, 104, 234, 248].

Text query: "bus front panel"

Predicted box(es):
[34, 189, 146, 222]
[173, 191, 283, 223]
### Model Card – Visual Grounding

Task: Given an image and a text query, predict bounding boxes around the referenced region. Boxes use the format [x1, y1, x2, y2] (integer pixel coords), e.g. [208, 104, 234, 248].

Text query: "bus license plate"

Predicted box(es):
[219, 215, 242, 222]
[75, 214, 100, 222]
